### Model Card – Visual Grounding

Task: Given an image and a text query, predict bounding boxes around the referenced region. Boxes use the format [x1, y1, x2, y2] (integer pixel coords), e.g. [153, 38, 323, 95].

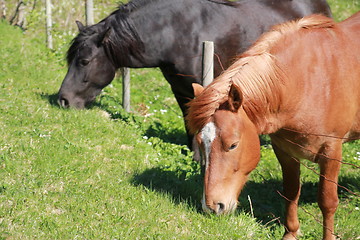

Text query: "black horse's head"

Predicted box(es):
[58, 21, 116, 108]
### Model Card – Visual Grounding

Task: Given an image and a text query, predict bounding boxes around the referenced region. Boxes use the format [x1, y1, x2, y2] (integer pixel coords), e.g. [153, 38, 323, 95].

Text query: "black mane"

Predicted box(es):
[208, 0, 239, 7]
[118, 0, 238, 12]
[102, 6, 145, 67]
[66, 1, 146, 67]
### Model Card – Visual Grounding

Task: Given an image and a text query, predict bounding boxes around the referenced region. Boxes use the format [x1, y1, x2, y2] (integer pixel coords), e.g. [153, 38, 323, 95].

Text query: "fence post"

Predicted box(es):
[85, 0, 94, 25]
[122, 68, 130, 112]
[45, 0, 52, 49]
[0, 0, 6, 19]
[202, 41, 214, 87]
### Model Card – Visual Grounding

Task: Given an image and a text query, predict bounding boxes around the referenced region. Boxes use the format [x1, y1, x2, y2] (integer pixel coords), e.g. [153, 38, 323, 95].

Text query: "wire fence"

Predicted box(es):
[260, 131, 359, 239]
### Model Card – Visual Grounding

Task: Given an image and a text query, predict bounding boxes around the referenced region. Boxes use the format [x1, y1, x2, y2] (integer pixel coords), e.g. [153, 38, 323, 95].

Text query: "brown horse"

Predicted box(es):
[187, 12, 360, 240]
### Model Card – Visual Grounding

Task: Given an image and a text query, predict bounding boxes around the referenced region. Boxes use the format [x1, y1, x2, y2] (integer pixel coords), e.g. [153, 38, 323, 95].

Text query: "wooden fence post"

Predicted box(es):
[122, 68, 131, 112]
[120, 41, 213, 112]
[45, 0, 53, 49]
[10, 1, 26, 28]
[202, 41, 214, 87]
[85, 0, 94, 25]
[1, 0, 6, 19]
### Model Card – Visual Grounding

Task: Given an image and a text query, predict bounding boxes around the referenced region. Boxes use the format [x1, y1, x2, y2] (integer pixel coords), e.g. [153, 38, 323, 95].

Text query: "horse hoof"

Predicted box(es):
[282, 229, 301, 240]
[282, 234, 297, 240]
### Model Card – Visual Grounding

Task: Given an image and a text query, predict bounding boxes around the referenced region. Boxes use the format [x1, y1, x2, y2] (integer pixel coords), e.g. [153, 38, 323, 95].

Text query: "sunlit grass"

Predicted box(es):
[1, 1, 360, 239]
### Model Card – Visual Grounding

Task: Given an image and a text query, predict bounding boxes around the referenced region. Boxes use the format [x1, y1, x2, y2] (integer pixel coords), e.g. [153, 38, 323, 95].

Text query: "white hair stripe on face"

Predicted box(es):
[200, 121, 217, 211]
[200, 121, 216, 169]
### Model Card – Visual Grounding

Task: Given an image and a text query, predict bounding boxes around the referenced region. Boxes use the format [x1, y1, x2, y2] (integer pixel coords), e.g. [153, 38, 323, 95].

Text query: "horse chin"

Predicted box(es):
[84, 97, 97, 108]
[70, 97, 97, 109]
[72, 101, 87, 109]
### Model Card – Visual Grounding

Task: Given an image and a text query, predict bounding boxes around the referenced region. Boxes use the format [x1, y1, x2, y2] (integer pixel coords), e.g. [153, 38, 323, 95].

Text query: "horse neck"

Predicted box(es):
[241, 69, 300, 136]
[231, 57, 287, 135]
[124, 0, 222, 68]
[107, 0, 239, 69]
[125, 1, 180, 67]
[242, 102, 284, 135]
[107, 0, 176, 68]
[101, 12, 147, 68]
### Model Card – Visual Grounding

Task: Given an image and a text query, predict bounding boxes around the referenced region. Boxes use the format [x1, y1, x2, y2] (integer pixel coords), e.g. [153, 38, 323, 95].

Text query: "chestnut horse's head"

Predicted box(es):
[191, 83, 260, 214]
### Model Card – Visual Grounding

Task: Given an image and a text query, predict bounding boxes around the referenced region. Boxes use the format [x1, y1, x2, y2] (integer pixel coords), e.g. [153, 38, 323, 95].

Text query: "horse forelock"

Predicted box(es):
[186, 81, 231, 135]
[186, 14, 335, 134]
[66, 26, 99, 65]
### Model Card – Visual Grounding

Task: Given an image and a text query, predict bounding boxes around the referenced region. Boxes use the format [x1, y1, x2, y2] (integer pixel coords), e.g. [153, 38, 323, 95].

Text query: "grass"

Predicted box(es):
[1, 1, 360, 239]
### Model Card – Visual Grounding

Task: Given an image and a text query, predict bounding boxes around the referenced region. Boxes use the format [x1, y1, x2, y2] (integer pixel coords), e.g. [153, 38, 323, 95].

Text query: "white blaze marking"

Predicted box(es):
[200, 121, 216, 169]
[200, 122, 217, 211]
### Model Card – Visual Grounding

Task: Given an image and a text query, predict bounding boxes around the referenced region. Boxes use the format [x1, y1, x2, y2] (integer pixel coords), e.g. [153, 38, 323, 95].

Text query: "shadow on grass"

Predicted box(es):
[132, 167, 360, 226]
[95, 95, 188, 146]
[131, 167, 203, 211]
[96, 95, 268, 147]
[144, 121, 188, 146]
[39, 92, 60, 107]
[131, 167, 287, 222]
[39, 92, 270, 147]
[39, 92, 103, 110]
[38, 92, 188, 146]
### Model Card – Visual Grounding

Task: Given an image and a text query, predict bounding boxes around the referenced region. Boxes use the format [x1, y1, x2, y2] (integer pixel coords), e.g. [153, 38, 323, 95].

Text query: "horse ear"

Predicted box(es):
[99, 28, 112, 45]
[227, 84, 243, 112]
[192, 83, 204, 97]
[76, 21, 85, 32]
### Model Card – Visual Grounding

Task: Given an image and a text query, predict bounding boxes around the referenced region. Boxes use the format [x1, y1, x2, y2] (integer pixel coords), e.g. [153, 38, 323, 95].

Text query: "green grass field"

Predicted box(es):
[1, 1, 360, 239]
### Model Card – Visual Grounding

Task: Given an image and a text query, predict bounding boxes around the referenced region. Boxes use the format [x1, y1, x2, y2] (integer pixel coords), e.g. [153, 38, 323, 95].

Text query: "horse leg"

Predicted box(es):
[272, 144, 301, 240]
[173, 93, 193, 148]
[159, 67, 196, 149]
[317, 142, 342, 240]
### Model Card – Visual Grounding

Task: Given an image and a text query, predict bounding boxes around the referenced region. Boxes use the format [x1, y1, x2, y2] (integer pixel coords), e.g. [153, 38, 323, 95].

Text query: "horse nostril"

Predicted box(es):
[217, 202, 225, 214]
[59, 97, 69, 108]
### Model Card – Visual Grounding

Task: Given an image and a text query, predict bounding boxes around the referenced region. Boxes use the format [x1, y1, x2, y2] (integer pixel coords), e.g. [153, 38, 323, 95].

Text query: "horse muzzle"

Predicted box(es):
[201, 194, 238, 215]
[57, 93, 88, 109]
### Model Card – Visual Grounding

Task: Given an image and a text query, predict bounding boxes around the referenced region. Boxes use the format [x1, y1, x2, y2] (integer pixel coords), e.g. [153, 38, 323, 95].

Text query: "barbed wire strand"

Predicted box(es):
[282, 127, 360, 141]
[282, 137, 360, 169]
[290, 156, 360, 197]
[260, 130, 359, 239]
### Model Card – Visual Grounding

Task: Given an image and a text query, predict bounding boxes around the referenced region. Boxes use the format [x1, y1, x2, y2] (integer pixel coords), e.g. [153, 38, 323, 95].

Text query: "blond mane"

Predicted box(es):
[186, 14, 335, 134]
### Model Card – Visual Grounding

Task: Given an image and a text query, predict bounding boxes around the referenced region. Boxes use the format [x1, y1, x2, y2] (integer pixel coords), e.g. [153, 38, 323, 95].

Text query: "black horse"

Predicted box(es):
[58, 0, 331, 145]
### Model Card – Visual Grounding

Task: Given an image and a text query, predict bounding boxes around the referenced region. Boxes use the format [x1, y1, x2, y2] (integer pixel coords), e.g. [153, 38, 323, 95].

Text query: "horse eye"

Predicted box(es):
[79, 59, 90, 66]
[228, 142, 238, 151]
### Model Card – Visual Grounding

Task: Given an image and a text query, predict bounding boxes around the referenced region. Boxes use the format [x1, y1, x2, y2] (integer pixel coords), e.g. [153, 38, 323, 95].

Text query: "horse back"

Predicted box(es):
[256, 0, 331, 18]
[315, 15, 360, 119]
[272, 13, 360, 139]
[338, 11, 360, 33]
